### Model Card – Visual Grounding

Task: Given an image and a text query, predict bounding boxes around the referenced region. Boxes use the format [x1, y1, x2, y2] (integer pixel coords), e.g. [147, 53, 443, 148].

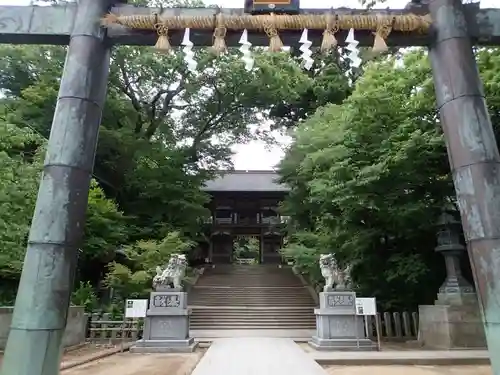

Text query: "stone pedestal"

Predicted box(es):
[418, 294, 486, 349]
[418, 210, 486, 349]
[131, 290, 198, 353]
[309, 290, 373, 351]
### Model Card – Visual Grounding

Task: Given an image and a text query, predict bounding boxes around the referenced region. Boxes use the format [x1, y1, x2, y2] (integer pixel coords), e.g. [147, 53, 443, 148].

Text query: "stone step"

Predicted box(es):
[190, 294, 313, 299]
[191, 286, 309, 295]
[190, 265, 316, 330]
[190, 322, 316, 329]
[190, 310, 315, 316]
[189, 296, 314, 300]
[189, 302, 314, 307]
[189, 299, 314, 303]
[191, 309, 314, 313]
[190, 319, 315, 323]
[190, 310, 314, 315]
[191, 317, 316, 323]
[191, 323, 316, 328]
[191, 295, 311, 298]
[196, 281, 302, 284]
[190, 303, 314, 307]
[192, 290, 310, 292]
[189, 291, 312, 300]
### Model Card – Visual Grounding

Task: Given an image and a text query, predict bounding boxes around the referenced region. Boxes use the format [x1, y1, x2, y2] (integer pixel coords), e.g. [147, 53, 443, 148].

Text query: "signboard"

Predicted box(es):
[355, 297, 377, 316]
[253, 0, 291, 4]
[125, 299, 148, 318]
[244, 0, 300, 14]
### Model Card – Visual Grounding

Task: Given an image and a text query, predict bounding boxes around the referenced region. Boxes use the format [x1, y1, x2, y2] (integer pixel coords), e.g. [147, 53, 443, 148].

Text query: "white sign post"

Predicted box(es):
[355, 297, 380, 351]
[125, 299, 148, 318]
[355, 297, 377, 316]
[122, 299, 148, 351]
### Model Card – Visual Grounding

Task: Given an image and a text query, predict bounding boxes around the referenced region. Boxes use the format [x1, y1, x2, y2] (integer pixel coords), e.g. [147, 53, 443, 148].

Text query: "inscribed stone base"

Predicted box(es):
[418, 303, 486, 349]
[130, 338, 198, 353]
[314, 313, 366, 338]
[309, 336, 374, 351]
[143, 314, 191, 341]
[312, 291, 375, 351]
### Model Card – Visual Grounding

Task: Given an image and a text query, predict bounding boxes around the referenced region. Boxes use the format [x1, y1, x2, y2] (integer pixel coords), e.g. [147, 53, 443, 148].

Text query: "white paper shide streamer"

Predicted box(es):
[345, 28, 362, 68]
[239, 29, 254, 71]
[181, 28, 197, 73]
[299, 29, 313, 70]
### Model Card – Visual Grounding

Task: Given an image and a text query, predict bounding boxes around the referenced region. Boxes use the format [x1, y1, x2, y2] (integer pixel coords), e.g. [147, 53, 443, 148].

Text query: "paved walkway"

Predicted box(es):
[191, 337, 326, 375]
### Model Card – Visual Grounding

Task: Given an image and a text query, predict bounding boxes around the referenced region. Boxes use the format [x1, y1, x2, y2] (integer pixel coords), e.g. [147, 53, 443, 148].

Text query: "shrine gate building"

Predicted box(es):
[201, 170, 289, 264]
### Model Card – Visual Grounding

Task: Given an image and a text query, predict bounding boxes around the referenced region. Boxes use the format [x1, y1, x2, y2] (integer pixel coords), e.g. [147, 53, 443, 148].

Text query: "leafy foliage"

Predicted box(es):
[233, 236, 260, 261]
[280, 49, 500, 310]
[71, 281, 99, 313]
[104, 232, 195, 299]
[0, 121, 128, 302]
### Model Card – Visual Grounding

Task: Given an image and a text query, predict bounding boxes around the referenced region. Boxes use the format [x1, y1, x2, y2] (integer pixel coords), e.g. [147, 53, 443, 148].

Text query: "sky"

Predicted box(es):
[1, 0, 498, 170]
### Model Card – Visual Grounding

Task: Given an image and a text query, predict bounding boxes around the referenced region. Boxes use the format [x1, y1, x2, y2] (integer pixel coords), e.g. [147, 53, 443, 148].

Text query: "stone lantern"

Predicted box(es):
[434, 210, 475, 305]
[418, 207, 486, 349]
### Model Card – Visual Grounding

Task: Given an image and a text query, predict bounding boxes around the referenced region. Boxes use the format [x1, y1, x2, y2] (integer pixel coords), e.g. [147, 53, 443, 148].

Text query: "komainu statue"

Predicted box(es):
[152, 253, 188, 290]
[336, 264, 352, 290]
[319, 254, 336, 291]
[319, 253, 352, 291]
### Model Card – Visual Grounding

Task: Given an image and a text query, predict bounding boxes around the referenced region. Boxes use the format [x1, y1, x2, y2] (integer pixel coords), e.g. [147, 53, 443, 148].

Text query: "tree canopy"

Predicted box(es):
[0, 0, 351, 305]
[0, 121, 128, 303]
[279, 49, 500, 310]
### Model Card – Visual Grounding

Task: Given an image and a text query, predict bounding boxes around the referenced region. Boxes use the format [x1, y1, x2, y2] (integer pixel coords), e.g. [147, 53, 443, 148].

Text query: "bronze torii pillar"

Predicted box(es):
[429, 0, 500, 370]
[0, 0, 113, 374]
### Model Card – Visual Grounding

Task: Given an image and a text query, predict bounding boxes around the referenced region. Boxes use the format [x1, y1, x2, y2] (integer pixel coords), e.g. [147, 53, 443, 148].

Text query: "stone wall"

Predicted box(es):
[0, 306, 88, 350]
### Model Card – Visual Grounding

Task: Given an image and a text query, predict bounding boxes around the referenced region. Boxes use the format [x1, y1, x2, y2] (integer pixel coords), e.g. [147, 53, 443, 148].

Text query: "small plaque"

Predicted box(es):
[327, 294, 355, 307]
[355, 297, 377, 316]
[244, 0, 300, 14]
[125, 299, 148, 318]
[253, 0, 291, 4]
[153, 294, 181, 308]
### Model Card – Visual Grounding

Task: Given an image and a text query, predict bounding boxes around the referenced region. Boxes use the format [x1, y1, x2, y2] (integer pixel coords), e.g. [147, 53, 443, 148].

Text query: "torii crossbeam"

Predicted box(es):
[0, 1, 499, 375]
[1, 3, 500, 46]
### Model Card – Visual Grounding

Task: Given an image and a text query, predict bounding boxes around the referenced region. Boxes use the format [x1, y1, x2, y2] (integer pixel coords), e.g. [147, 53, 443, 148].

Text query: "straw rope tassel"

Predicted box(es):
[100, 13, 432, 35]
[211, 13, 227, 55]
[372, 17, 395, 53]
[264, 13, 284, 52]
[321, 13, 339, 53]
[154, 23, 171, 52]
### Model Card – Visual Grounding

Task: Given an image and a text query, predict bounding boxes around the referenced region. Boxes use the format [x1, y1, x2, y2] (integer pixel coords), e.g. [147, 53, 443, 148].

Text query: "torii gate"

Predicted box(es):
[0, 0, 500, 374]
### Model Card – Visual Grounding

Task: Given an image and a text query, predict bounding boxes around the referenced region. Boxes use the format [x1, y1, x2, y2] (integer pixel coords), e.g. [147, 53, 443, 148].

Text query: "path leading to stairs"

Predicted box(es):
[191, 337, 326, 375]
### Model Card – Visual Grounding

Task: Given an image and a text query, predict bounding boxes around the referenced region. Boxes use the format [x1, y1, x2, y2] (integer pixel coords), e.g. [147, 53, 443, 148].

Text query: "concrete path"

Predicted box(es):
[191, 337, 326, 375]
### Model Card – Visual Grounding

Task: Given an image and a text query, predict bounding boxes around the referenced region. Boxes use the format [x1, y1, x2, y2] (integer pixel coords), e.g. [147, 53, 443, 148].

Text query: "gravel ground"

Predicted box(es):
[62, 352, 203, 375]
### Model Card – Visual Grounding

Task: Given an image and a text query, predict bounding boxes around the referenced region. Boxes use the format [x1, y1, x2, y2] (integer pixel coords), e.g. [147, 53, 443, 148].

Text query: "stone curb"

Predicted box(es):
[63, 342, 88, 353]
[315, 356, 491, 366]
[60, 343, 133, 371]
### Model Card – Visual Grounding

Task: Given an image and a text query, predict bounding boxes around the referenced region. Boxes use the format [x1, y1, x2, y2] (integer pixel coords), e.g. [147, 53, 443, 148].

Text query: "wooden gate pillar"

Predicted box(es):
[428, 0, 500, 369]
[0, 1, 113, 375]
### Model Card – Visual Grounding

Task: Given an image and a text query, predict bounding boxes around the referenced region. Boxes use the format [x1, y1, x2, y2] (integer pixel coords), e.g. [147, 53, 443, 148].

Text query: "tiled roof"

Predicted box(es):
[203, 170, 289, 192]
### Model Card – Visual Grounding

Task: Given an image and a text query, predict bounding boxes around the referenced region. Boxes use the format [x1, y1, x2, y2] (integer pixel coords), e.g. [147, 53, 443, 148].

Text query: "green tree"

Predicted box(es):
[0, 121, 128, 303]
[0, 44, 316, 242]
[104, 231, 195, 300]
[279, 48, 500, 310]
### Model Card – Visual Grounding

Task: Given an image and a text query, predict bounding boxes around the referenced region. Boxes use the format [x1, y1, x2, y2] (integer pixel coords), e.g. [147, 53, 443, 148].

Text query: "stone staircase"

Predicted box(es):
[188, 264, 317, 330]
